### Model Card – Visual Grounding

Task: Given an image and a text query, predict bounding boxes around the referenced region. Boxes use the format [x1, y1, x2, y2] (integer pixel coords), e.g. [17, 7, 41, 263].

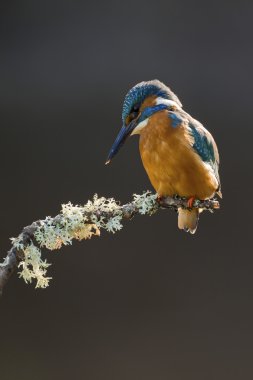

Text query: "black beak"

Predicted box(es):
[105, 120, 137, 164]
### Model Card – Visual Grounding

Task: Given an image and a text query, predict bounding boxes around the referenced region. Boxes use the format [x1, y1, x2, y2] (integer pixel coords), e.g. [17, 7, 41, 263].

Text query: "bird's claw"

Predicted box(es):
[187, 196, 195, 209]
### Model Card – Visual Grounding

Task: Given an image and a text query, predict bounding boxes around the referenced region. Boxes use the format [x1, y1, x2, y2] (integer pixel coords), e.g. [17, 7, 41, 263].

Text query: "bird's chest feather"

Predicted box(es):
[139, 112, 216, 198]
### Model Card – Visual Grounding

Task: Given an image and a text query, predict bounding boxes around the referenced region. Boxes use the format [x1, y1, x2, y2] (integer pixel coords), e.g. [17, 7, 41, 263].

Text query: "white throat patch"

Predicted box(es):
[130, 118, 149, 135]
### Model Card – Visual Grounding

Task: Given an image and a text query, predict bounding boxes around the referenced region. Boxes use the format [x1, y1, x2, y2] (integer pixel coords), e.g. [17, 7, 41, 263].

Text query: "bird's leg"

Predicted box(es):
[157, 195, 167, 207]
[157, 194, 163, 203]
[187, 196, 195, 209]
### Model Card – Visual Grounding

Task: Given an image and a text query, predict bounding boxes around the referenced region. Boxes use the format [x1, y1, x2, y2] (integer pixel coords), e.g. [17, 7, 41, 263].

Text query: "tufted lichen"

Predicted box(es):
[16, 194, 142, 288]
[133, 191, 158, 215]
[0, 192, 219, 291]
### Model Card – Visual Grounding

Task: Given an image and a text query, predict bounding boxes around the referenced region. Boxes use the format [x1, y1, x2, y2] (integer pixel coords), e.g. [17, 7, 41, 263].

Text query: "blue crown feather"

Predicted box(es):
[122, 80, 182, 122]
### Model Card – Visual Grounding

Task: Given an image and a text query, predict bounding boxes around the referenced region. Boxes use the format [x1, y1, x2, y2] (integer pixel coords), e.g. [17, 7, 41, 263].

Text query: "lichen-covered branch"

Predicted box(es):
[0, 192, 219, 293]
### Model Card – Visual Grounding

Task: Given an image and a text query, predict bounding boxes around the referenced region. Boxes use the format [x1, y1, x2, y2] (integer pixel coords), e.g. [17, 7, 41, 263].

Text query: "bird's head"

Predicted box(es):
[106, 79, 182, 164]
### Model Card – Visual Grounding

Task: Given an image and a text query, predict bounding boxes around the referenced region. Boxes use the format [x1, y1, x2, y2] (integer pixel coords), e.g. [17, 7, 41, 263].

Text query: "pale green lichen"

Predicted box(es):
[35, 216, 72, 250]
[83, 194, 122, 230]
[105, 215, 123, 233]
[10, 235, 25, 251]
[133, 191, 158, 215]
[18, 243, 51, 289]
[15, 192, 157, 289]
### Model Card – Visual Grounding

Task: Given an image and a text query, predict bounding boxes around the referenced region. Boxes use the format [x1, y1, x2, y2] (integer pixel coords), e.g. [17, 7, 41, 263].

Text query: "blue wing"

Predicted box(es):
[188, 118, 221, 193]
[167, 110, 221, 194]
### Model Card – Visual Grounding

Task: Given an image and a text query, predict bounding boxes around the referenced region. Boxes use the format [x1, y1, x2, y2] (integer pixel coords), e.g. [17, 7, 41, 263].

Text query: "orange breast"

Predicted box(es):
[139, 112, 217, 199]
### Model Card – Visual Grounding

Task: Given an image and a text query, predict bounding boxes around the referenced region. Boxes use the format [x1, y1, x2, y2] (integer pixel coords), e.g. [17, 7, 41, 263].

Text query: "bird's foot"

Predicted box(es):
[187, 196, 195, 209]
[157, 195, 163, 203]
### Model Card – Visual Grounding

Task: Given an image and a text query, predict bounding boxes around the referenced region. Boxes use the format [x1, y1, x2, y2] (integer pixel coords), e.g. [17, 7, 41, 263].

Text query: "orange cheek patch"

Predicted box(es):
[125, 96, 157, 126]
[140, 96, 157, 112]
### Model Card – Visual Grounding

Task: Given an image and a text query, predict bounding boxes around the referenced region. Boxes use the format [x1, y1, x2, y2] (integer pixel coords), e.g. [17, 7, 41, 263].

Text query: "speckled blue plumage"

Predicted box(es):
[189, 122, 215, 162]
[122, 79, 182, 122]
[188, 119, 220, 188]
[168, 112, 184, 128]
[139, 104, 168, 122]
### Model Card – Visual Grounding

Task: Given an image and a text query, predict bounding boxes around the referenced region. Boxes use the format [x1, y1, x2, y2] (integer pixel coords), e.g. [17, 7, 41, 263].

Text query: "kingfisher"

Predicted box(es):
[106, 80, 221, 234]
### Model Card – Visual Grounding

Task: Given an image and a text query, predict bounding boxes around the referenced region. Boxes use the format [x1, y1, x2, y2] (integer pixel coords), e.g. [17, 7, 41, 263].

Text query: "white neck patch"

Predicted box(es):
[130, 98, 181, 136]
[156, 97, 181, 109]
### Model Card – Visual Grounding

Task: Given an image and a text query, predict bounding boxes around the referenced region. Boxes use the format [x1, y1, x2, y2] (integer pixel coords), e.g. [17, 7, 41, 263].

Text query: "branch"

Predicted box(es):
[0, 192, 219, 293]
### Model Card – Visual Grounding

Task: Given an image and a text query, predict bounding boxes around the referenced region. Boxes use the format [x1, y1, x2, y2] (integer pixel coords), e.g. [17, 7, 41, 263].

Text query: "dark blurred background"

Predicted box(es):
[0, 1, 252, 379]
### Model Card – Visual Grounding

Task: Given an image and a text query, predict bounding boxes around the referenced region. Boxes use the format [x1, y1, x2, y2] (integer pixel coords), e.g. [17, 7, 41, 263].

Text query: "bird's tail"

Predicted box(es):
[178, 208, 199, 234]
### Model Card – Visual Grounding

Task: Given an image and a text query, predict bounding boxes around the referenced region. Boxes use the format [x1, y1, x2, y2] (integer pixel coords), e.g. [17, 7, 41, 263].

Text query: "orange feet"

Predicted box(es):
[187, 196, 195, 209]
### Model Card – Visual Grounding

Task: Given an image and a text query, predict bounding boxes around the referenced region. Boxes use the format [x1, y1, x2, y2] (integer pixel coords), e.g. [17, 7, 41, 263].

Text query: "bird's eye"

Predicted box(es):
[129, 111, 138, 120]
[132, 103, 140, 112]
[127, 103, 140, 122]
